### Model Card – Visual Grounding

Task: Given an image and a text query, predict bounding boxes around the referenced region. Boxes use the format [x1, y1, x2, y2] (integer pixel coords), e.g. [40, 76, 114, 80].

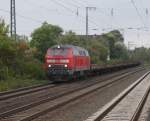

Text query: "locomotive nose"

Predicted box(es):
[46, 57, 71, 71]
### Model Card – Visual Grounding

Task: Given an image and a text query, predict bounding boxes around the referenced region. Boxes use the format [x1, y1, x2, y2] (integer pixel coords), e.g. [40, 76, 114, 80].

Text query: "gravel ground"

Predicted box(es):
[33, 69, 147, 121]
[0, 68, 138, 114]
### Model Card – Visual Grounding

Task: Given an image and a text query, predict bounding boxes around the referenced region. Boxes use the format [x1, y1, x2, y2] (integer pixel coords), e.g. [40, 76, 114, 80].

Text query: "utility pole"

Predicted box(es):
[110, 8, 114, 29]
[10, 0, 16, 40]
[128, 41, 135, 50]
[86, 7, 96, 39]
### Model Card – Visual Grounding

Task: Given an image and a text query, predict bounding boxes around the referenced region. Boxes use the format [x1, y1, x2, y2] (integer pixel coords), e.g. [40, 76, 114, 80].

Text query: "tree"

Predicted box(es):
[31, 22, 63, 61]
[0, 19, 15, 65]
[130, 47, 150, 62]
[87, 39, 108, 64]
[0, 19, 16, 79]
[0, 19, 9, 36]
[60, 31, 80, 45]
[101, 30, 128, 60]
[112, 42, 128, 60]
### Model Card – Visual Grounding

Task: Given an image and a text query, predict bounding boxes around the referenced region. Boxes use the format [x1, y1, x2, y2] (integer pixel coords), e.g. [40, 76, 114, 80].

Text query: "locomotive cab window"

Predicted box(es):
[48, 48, 68, 56]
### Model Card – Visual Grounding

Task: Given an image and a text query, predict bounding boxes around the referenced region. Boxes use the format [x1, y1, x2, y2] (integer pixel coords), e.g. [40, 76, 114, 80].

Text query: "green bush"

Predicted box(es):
[0, 78, 48, 91]
[0, 38, 46, 80]
[23, 60, 45, 79]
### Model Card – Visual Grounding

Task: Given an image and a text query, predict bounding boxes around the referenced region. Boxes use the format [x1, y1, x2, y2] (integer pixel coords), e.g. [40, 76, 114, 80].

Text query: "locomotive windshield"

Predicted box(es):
[49, 48, 67, 56]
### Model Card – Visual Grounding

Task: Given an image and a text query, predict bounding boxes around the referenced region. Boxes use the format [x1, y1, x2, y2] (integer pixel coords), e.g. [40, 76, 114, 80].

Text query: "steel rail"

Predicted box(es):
[0, 68, 144, 121]
[0, 82, 53, 96]
[0, 67, 143, 101]
[130, 82, 150, 121]
[84, 71, 150, 121]
[0, 83, 57, 101]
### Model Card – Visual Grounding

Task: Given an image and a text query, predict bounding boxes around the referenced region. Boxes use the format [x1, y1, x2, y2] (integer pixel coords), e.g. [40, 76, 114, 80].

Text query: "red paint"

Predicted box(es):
[45, 45, 90, 72]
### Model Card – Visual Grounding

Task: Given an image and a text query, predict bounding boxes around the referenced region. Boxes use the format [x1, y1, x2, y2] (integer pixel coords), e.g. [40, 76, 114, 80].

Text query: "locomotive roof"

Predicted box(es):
[51, 44, 87, 52]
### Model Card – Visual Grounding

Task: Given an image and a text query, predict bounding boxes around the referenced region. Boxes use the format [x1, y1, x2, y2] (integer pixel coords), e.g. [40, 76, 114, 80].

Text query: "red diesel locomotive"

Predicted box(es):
[45, 44, 90, 80]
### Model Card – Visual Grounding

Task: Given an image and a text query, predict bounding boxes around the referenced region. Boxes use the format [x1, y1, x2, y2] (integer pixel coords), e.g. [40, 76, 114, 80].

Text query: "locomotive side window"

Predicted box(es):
[73, 48, 79, 55]
[79, 50, 86, 56]
[49, 48, 67, 56]
[85, 50, 89, 56]
[79, 51, 82, 56]
[83, 51, 86, 56]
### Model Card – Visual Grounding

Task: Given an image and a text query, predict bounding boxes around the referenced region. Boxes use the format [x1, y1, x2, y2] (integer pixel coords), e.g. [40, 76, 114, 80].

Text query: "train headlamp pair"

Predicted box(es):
[48, 64, 67, 68]
[47, 59, 69, 63]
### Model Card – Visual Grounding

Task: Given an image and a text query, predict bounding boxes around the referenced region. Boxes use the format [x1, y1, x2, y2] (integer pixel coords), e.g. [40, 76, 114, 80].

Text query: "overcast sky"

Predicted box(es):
[0, 0, 150, 49]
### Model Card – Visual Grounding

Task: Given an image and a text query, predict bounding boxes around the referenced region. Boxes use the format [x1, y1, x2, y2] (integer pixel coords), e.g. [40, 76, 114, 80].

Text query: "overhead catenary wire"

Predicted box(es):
[50, 0, 100, 27]
[1, 7, 149, 32]
[21, 0, 122, 33]
[130, 0, 150, 47]
[56, 0, 80, 8]
[92, 8, 123, 31]
[0, 2, 99, 35]
[130, 0, 147, 28]
[21, 0, 75, 17]
[62, 0, 87, 8]
[73, 0, 88, 6]
[0, 8, 43, 24]
[21, 0, 97, 28]
[53, 0, 82, 16]
[50, 0, 76, 14]
[137, 0, 148, 17]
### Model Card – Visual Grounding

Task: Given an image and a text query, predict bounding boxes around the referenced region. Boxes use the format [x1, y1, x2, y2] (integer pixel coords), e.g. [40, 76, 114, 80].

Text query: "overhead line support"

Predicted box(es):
[10, 0, 16, 40]
[86, 7, 96, 40]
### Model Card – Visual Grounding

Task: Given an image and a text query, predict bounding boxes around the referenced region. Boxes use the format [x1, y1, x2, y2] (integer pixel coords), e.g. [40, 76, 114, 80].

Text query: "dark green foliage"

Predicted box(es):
[31, 22, 63, 61]
[59, 31, 79, 45]
[112, 42, 128, 60]
[21, 60, 45, 79]
[129, 47, 150, 63]
[100, 30, 127, 60]
[59, 31, 87, 47]
[87, 39, 108, 64]
[128, 47, 150, 67]
[0, 20, 15, 80]
[0, 19, 45, 81]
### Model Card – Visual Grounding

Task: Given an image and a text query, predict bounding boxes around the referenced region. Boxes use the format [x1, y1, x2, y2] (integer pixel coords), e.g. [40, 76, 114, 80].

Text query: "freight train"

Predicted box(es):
[45, 44, 140, 81]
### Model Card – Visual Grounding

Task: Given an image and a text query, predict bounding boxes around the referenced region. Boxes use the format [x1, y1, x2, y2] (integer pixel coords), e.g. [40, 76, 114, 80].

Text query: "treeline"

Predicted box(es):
[0, 20, 45, 81]
[129, 47, 150, 65]
[31, 22, 128, 64]
[0, 20, 129, 81]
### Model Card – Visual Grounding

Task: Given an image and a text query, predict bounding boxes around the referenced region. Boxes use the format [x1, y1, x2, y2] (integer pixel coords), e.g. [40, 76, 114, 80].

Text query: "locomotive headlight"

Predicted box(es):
[48, 65, 51, 67]
[64, 64, 68, 68]
[60, 59, 69, 63]
[47, 59, 55, 63]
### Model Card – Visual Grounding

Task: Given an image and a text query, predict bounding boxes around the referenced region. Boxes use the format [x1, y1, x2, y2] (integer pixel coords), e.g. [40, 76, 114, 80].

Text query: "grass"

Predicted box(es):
[0, 78, 48, 92]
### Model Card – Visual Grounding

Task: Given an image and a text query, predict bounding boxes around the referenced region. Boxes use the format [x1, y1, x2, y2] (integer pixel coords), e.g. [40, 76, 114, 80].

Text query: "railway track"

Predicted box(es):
[85, 71, 150, 121]
[0, 67, 143, 101]
[0, 67, 145, 121]
[0, 67, 142, 116]
[0, 82, 57, 101]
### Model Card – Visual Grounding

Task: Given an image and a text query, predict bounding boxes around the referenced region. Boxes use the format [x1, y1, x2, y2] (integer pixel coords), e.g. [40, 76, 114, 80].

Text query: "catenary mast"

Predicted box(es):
[10, 0, 16, 40]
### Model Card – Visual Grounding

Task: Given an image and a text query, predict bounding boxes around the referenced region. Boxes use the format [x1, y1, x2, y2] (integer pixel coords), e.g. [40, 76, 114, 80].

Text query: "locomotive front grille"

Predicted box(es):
[47, 64, 70, 76]
[50, 65, 65, 70]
